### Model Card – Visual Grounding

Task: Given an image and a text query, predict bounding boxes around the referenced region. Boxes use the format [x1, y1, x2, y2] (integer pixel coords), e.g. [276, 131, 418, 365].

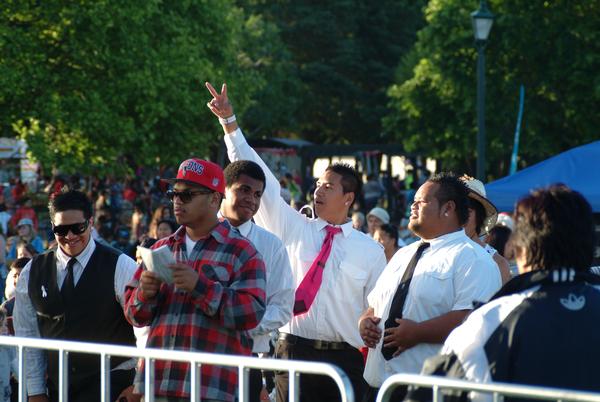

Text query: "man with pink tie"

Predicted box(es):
[205, 82, 387, 402]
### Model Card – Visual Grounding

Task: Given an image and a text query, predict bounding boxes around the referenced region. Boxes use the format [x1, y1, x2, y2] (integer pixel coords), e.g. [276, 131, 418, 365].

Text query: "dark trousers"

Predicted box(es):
[362, 384, 407, 402]
[47, 368, 135, 402]
[274, 337, 366, 402]
[249, 365, 263, 402]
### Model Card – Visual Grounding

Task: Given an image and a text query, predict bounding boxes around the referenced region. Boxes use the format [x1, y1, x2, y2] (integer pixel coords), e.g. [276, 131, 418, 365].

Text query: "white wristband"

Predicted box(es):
[218, 114, 236, 125]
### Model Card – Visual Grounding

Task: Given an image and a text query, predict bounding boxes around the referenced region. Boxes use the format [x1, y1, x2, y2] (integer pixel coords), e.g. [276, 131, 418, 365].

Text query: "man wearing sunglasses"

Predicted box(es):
[123, 158, 267, 402]
[13, 190, 140, 402]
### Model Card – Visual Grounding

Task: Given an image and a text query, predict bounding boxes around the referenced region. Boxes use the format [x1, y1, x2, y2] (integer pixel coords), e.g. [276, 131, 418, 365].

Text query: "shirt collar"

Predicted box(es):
[315, 217, 354, 238]
[173, 220, 231, 245]
[217, 211, 253, 238]
[426, 228, 468, 251]
[234, 219, 253, 237]
[56, 236, 96, 269]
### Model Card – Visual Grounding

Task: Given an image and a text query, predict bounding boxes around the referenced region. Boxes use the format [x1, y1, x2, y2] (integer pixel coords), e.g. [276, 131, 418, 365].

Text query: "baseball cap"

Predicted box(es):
[17, 218, 34, 227]
[367, 207, 390, 224]
[162, 158, 225, 195]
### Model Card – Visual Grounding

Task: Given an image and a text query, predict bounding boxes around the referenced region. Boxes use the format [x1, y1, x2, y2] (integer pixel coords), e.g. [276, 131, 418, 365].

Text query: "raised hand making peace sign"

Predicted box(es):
[205, 81, 234, 119]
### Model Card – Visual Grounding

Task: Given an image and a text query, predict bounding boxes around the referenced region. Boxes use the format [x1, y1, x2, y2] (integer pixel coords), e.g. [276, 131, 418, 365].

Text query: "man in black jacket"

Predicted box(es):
[407, 184, 600, 402]
[14, 190, 139, 402]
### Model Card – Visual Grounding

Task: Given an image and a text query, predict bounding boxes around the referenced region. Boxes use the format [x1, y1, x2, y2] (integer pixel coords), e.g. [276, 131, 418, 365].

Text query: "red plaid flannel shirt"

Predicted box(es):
[123, 221, 266, 401]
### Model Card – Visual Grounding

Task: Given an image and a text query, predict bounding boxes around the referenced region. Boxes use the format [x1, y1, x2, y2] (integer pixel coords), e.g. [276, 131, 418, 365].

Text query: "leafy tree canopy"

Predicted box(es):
[385, 0, 600, 179]
[0, 0, 268, 175]
[241, 0, 427, 144]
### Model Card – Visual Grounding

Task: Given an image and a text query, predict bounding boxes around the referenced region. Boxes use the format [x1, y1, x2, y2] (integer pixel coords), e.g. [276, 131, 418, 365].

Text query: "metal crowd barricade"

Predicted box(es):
[376, 374, 600, 402]
[0, 336, 354, 402]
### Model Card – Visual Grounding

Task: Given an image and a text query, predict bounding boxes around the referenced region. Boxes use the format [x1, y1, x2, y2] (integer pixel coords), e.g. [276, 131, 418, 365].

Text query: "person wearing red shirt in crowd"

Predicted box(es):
[10, 179, 27, 205]
[10, 197, 38, 232]
[123, 158, 266, 402]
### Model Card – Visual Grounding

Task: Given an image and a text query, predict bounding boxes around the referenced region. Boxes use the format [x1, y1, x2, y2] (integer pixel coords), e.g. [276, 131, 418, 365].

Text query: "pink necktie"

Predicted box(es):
[293, 225, 342, 316]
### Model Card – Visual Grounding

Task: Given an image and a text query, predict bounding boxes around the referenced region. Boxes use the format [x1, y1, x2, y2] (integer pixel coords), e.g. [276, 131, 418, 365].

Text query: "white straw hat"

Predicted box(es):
[460, 175, 498, 235]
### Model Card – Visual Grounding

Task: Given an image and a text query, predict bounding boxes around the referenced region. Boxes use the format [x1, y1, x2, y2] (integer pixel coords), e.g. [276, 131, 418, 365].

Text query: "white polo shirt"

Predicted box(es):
[364, 229, 502, 387]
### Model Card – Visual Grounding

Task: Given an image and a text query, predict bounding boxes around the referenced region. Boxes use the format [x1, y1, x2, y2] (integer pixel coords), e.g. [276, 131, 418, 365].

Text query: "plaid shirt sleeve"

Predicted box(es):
[123, 264, 161, 327]
[190, 243, 266, 330]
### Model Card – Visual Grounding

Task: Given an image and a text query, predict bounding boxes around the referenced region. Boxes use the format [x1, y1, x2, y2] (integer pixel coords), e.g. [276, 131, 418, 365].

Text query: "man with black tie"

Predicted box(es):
[358, 173, 502, 402]
[14, 190, 139, 402]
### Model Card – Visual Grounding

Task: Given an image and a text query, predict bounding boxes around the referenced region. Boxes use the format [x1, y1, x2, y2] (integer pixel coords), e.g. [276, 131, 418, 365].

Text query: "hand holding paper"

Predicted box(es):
[137, 245, 176, 284]
[169, 263, 200, 293]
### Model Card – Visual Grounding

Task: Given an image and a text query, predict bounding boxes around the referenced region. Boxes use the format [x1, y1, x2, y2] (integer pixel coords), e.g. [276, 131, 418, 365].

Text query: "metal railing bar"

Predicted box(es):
[59, 349, 68, 402]
[190, 361, 200, 402]
[2, 336, 353, 402]
[100, 353, 110, 402]
[17, 345, 25, 402]
[238, 365, 249, 402]
[377, 374, 600, 402]
[289, 369, 300, 402]
[0, 337, 351, 375]
[144, 356, 155, 402]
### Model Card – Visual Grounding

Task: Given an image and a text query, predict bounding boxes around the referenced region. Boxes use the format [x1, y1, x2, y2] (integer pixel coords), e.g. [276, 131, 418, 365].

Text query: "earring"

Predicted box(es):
[444, 212, 449, 217]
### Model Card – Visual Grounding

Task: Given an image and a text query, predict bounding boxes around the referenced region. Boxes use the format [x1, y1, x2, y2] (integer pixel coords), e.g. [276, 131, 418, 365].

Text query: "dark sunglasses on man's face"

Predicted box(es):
[52, 221, 89, 237]
[166, 189, 212, 203]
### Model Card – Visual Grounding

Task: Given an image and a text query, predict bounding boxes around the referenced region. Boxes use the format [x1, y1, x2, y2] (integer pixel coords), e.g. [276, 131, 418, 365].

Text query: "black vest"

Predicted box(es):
[28, 241, 136, 393]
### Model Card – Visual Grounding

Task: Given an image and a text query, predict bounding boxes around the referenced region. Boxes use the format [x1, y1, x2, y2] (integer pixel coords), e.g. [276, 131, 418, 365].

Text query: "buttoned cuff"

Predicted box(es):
[191, 272, 223, 317]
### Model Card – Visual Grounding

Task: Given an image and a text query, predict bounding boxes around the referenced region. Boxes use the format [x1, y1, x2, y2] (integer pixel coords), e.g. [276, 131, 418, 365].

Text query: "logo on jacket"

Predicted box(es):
[560, 293, 585, 311]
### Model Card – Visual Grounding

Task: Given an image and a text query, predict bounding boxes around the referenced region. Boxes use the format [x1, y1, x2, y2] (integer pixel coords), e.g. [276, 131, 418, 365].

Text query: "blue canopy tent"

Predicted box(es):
[485, 141, 600, 212]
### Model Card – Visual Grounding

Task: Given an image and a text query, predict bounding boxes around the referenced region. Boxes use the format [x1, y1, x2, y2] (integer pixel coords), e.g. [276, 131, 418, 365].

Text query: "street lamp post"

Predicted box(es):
[471, 0, 494, 181]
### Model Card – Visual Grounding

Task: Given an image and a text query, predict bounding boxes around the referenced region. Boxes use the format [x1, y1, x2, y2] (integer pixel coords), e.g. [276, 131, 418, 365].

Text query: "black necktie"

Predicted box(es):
[61, 258, 77, 302]
[381, 242, 430, 360]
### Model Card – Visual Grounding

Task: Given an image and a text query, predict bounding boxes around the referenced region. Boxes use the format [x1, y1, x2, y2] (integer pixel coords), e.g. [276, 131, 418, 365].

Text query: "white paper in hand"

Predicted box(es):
[137, 245, 176, 284]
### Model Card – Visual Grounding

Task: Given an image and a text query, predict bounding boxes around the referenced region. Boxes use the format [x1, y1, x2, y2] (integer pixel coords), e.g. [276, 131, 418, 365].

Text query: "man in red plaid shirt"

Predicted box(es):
[123, 158, 267, 402]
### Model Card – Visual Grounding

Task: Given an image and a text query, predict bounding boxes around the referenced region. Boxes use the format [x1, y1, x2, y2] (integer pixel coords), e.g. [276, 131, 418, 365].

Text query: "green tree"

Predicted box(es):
[234, 10, 302, 137]
[0, 1, 264, 175]
[385, 0, 600, 178]
[241, 0, 427, 144]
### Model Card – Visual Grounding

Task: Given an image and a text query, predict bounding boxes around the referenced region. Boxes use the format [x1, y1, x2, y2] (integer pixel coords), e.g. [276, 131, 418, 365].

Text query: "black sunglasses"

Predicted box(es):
[166, 189, 213, 203]
[52, 221, 89, 237]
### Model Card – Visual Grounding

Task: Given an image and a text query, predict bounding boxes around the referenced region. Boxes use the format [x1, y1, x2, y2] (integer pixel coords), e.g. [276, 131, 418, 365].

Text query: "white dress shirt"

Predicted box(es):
[14, 239, 140, 396]
[225, 128, 387, 348]
[234, 219, 294, 353]
[363, 229, 502, 387]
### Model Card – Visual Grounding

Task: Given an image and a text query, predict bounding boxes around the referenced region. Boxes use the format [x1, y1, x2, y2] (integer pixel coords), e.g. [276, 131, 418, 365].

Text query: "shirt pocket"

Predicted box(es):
[412, 265, 453, 310]
[201, 263, 231, 285]
[332, 261, 368, 296]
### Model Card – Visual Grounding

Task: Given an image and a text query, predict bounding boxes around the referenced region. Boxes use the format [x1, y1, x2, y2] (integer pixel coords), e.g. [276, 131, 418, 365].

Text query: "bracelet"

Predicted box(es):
[218, 114, 236, 125]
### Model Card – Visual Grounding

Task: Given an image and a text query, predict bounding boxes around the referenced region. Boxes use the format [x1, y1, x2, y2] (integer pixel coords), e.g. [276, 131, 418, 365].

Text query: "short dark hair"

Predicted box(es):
[325, 163, 362, 200]
[428, 172, 470, 225]
[48, 190, 93, 221]
[157, 219, 178, 234]
[486, 225, 512, 257]
[513, 184, 594, 272]
[224, 160, 266, 191]
[468, 198, 487, 235]
[11, 257, 31, 270]
[378, 223, 399, 243]
[16, 240, 39, 258]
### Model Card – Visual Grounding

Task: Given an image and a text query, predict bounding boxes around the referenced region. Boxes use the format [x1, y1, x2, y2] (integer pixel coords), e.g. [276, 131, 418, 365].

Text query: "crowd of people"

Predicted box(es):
[0, 81, 596, 402]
